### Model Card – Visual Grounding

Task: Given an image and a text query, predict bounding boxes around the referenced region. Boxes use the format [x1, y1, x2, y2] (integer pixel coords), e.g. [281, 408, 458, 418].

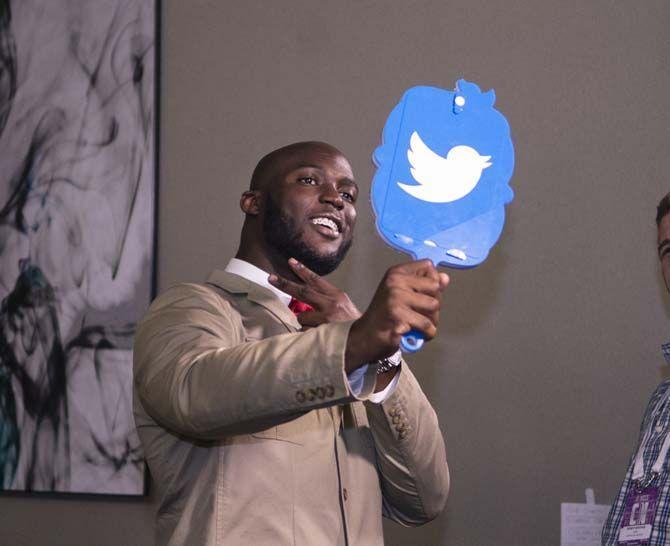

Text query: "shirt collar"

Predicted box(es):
[224, 258, 291, 307]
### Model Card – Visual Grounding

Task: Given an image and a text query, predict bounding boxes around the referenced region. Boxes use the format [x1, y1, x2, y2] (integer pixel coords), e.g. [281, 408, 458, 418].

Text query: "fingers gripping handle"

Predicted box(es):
[399, 257, 440, 353]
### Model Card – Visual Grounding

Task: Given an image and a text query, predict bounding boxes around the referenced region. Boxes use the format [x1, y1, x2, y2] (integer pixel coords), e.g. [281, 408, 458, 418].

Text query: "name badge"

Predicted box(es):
[617, 486, 659, 545]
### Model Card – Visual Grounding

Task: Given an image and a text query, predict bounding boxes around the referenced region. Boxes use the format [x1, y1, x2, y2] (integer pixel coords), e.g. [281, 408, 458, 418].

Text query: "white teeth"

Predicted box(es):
[311, 217, 339, 234]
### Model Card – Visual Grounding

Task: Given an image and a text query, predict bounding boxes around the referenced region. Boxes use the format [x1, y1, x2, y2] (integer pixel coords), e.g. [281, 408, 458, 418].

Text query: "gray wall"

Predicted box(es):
[3, 1, 670, 545]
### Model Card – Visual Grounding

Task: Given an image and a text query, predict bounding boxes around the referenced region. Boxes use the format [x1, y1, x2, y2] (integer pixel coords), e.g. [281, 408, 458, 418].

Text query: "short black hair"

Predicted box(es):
[657, 192, 670, 226]
[249, 141, 344, 191]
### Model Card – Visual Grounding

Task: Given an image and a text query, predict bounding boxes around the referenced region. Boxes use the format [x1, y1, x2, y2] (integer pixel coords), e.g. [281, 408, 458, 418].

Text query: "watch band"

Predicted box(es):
[375, 350, 402, 375]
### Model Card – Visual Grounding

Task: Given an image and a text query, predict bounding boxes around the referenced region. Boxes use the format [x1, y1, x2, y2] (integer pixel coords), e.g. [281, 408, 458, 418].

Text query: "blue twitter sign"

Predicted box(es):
[372, 80, 515, 350]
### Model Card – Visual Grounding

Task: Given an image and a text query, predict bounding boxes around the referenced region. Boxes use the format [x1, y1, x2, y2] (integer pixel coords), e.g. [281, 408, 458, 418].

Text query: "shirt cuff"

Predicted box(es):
[347, 364, 370, 397]
[368, 368, 401, 404]
[347, 365, 401, 403]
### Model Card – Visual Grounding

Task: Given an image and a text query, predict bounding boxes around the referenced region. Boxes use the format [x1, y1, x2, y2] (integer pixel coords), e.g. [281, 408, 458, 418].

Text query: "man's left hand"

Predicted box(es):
[269, 258, 361, 328]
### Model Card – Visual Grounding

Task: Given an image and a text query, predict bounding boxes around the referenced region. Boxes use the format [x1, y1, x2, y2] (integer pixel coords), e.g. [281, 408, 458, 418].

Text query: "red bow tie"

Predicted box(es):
[288, 298, 314, 315]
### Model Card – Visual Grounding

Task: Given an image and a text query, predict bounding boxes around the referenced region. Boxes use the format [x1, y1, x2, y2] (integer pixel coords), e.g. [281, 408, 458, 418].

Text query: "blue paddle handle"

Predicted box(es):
[400, 329, 425, 353]
[399, 257, 438, 353]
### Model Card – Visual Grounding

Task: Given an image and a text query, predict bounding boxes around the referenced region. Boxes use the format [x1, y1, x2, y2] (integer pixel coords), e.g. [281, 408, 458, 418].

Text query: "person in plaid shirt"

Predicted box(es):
[602, 192, 670, 545]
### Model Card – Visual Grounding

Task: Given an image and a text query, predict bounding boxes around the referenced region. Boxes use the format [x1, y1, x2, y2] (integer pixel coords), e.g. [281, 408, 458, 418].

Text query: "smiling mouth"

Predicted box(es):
[310, 216, 341, 237]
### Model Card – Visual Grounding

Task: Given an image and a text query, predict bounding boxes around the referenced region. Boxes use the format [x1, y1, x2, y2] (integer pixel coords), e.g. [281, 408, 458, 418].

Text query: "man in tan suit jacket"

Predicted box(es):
[133, 141, 450, 545]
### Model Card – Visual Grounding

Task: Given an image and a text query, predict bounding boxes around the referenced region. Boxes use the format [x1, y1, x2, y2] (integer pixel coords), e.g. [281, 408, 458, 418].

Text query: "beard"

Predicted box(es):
[263, 195, 352, 276]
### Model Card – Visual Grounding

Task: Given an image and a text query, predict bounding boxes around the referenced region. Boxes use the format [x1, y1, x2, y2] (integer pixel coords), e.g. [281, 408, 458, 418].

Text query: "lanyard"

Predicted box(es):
[632, 390, 670, 485]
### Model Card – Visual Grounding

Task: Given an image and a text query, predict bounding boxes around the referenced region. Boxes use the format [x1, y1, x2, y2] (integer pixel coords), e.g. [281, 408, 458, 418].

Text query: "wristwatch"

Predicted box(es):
[375, 350, 402, 375]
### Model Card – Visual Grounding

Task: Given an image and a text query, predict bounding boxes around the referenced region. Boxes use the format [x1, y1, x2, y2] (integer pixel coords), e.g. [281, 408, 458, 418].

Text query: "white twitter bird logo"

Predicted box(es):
[397, 131, 492, 203]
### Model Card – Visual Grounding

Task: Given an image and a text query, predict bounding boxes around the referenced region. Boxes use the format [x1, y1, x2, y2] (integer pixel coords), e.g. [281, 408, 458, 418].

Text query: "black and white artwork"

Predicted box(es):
[0, 0, 156, 494]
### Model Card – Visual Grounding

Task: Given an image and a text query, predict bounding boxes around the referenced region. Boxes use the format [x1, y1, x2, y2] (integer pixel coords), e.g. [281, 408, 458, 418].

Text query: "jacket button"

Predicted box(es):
[296, 390, 306, 403]
[343, 488, 348, 501]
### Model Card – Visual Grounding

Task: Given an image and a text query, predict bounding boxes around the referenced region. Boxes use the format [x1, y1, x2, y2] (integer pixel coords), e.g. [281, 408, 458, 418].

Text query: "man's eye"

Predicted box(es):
[340, 191, 355, 202]
[299, 177, 317, 185]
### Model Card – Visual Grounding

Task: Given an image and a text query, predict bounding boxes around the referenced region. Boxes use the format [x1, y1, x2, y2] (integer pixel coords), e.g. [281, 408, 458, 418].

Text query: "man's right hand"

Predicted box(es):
[345, 260, 449, 372]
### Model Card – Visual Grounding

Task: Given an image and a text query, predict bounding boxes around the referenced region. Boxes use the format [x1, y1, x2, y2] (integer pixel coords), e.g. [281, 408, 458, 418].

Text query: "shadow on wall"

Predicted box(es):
[441, 205, 514, 337]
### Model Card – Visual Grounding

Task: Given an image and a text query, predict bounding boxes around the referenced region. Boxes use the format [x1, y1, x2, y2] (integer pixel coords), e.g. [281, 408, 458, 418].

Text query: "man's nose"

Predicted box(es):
[320, 184, 344, 210]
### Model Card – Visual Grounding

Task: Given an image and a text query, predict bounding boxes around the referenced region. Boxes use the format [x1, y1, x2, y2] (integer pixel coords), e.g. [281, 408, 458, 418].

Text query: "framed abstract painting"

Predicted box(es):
[0, 0, 158, 495]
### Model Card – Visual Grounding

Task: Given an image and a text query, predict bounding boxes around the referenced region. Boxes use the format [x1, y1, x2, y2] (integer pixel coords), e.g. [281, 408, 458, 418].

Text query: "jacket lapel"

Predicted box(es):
[205, 269, 301, 331]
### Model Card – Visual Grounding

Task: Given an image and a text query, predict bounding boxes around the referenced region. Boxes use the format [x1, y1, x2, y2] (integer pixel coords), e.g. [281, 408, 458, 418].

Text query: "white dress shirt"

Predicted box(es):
[224, 258, 399, 403]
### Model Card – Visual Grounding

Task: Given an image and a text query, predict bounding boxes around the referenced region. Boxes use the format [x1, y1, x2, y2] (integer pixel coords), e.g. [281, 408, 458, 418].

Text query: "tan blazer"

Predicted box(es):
[133, 270, 449, 546]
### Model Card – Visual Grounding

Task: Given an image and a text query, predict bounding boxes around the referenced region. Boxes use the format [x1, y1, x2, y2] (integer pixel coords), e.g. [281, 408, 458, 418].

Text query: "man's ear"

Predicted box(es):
[240, 191, 262, 215]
